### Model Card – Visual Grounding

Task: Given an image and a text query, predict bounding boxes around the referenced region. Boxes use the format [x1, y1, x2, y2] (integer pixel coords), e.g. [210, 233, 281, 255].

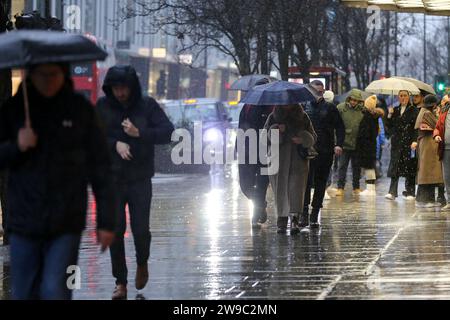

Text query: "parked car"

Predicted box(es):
[155, 98, 233, 174]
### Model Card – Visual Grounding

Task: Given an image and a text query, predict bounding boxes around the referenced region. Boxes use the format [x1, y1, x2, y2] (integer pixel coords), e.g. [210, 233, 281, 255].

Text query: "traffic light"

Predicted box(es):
[435, 75, 447, 95]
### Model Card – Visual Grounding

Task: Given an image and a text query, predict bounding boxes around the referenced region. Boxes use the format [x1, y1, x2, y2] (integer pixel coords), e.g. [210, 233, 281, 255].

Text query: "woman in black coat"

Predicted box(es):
[385, 90, 419, 200]
[357, 96, 384, 196]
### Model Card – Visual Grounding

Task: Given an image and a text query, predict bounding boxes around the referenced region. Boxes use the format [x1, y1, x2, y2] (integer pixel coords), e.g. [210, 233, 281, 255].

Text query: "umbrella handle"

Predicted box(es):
[21, 70, 31, 128]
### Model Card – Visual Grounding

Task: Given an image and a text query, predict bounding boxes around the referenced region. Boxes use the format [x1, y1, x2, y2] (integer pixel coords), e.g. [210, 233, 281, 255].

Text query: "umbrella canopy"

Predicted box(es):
[335, 90, 372, 104]
[391, 76, 436, 95]
[230, 74, 276, 91]
[365, 78, 421, 96]
[240, 81, 317, 106]
[0, 30, 108, 69]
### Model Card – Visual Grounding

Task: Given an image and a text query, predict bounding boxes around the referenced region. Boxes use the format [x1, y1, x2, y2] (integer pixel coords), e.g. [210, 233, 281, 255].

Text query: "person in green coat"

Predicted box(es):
[336, 89, 365, 196]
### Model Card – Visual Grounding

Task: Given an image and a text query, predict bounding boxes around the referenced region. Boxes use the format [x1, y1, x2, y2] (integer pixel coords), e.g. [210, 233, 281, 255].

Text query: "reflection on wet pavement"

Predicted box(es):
[2, 163, 450, 300]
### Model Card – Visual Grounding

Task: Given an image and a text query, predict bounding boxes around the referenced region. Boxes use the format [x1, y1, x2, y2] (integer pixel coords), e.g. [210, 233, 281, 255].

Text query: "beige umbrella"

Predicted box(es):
[391, 76, 436, 95]
[365, 78, 421, 96]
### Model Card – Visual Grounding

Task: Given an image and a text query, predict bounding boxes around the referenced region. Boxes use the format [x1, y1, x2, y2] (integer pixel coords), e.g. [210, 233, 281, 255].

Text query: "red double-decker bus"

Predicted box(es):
[71, 34, 116, 105]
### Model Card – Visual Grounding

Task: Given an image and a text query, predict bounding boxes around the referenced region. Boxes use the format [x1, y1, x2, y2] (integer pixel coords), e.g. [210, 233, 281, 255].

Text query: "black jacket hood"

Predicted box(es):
[103, 65, 142, 105]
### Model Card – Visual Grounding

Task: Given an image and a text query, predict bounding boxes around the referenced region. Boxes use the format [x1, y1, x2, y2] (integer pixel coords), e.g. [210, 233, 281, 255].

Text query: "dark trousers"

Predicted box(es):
[110, 179, 152, 286]
[239, 164, 269, 209]
[389, 176, 416, 197]
[416, 184, 445, 203]
[10, 233, 81, 300]
[304, 153, 334, 212]
[0, 170, 8, 245]
[337, 150, 361, 190]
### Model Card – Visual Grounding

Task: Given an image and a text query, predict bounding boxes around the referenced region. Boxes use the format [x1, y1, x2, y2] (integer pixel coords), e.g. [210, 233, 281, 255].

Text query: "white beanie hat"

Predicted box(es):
[324, 90, 334, 103]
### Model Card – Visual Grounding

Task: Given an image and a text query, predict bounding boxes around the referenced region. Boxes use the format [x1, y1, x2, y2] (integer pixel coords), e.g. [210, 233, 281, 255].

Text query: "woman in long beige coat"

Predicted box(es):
[416, 95, 444, 208]
[265, 104, 317, 234]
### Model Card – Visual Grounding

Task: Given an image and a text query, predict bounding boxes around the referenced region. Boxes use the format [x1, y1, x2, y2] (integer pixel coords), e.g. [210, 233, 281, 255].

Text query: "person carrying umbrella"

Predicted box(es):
[241, 81, 317, 235]
[236, 78, 273, 228]
[385, 90, 419, 201]
[0, 31, 116, 300]
[96, 65, 174, 300]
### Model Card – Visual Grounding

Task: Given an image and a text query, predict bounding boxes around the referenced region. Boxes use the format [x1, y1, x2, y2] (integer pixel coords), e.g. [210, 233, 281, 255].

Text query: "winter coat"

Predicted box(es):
[337, 94, 365, 151]
[265, 106, 317, 217]
[303, 99, 345, 155]
[356, 108, 384, 169]
[417, 109, 443, 185]
[0, 81, 116, 238]
[385, 104, 419, 178]
[433, 111, 448, 161]
[96, 66, 174, 183]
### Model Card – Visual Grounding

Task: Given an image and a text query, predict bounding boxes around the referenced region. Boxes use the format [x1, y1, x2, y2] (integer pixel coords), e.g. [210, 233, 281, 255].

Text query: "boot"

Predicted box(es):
[277, 217, 288, 234]
[290, 215, 300, 235]
[112, 284, 128, 300]
[299, 211, 309, 228]
[310, 208, 321, 228]
[257, 207, 268, 224]
[437, 187, 447, 206]
[359, 184, 376, 196]
[135, 264, 149, 291]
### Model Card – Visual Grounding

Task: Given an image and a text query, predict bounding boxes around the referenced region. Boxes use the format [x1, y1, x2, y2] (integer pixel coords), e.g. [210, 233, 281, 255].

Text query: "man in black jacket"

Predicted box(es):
[0, 63, 116, 300]
[302, 81, 345, 228]
[96, 66, 174, 300]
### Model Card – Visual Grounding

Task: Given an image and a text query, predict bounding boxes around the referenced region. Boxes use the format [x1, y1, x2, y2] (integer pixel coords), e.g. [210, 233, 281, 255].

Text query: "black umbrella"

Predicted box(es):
[240, 81, 317, 106]
[0, 30, 107, 69]
[230, 74, 276, 91]
[0, 30, 108, 127]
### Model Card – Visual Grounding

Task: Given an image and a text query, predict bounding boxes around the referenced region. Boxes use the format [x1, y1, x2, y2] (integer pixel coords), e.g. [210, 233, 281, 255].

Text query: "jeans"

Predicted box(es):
[337, 150, 361, 190]
[304, 153, 334, 212]
[238, 164, 269, 210]
[10, 233, 81, 300]
[110, 179, 152, 286]
[389, 176, 416, 197]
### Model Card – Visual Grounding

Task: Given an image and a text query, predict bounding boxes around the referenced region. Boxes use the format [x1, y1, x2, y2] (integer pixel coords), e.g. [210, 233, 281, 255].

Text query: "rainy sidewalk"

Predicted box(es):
[2, 165, 450, 300]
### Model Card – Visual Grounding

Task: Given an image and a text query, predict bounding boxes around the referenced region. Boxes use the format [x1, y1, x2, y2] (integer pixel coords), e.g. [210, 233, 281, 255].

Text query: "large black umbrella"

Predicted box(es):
[0, 30, 108, 127]
[0, 30, 107, 69]
[230, 74, 276, 91]
[240, 81, 317, 106]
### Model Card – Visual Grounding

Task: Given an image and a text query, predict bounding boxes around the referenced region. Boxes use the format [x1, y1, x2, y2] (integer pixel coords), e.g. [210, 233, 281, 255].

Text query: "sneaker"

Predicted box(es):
[406, 196, 416, 201]
[324, 192, 331, 200]
[336, 189, 345, 197]
[425, 203, 435, 209]
[385, 194, 396, 200]
[112, 284, 128, 300]
[442, 204, 450, 211]
[415, 202, 426, 208]
[359, 185, 376, 196]
[135, 264, 149, 290]
[353, 189, 362, 195]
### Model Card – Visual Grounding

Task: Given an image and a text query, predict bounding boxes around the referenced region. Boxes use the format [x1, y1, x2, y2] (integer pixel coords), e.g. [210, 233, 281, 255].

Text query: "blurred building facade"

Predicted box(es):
[10, 0, 239, 101]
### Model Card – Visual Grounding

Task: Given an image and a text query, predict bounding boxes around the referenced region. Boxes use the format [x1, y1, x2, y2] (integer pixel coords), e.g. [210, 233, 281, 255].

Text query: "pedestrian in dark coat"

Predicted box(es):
[357, 95, 384, 196]
[0, 63, 116, 300]
[238, 79, 273, 228]
[96, 65, 174, 300]
[385, 90, 419, 200]
[303, 81, 345, 228]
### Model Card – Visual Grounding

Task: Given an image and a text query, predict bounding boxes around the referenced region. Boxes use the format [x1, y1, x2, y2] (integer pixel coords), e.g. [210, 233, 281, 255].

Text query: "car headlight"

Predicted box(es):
[203, 128, 223, 143]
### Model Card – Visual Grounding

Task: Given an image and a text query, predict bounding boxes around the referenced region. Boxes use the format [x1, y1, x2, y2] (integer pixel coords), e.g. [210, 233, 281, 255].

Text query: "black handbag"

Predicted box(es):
[297, 145, 318, 160]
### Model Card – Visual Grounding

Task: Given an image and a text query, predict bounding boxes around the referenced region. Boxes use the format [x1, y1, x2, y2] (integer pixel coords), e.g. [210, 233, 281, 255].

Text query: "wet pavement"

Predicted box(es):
[1, 163, 450, 300]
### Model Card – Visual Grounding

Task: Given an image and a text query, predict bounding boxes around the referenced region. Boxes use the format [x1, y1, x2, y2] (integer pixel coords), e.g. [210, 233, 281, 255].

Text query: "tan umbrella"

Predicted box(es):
[392, 76, 436, 95]
[365, 78, 421, 96]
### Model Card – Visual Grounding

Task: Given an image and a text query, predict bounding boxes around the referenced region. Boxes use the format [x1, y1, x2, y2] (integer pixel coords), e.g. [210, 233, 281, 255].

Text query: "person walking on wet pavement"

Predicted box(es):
[357, 95, 385, 196]
[385, 90, 419, 201]
[265, 104, 317, 235]
[336, 89, 365, 196]
[238, 79, 272, 229]
[96, 65, 174, 300]
[434, 95, 450, 211]
[302, 81, 344, 228]
[414, 95, 445, 208]
[0, 63, 116, 300]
